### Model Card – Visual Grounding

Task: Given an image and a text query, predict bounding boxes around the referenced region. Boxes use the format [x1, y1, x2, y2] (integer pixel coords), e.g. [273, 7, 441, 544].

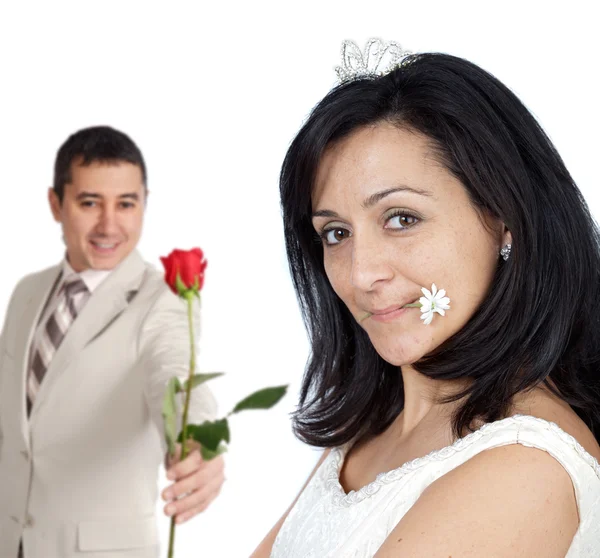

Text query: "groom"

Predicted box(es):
[0, 126, 224, 558]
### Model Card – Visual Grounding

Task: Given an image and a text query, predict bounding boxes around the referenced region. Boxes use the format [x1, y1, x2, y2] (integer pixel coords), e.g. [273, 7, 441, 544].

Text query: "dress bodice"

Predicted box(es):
[271, 414, 600, 557]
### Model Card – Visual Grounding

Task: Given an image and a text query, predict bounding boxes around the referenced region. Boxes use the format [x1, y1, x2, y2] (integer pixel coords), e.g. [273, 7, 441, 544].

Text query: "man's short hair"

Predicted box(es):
[53, 125, 147, 202]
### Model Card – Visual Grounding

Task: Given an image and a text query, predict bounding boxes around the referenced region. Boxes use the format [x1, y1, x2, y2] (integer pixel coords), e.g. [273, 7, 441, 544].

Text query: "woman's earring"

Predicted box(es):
[500, 243, 512, 261]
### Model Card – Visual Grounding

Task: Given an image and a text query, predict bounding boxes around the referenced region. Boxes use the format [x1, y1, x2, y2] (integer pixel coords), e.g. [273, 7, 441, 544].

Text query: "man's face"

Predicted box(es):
[48, 159, 146, 272]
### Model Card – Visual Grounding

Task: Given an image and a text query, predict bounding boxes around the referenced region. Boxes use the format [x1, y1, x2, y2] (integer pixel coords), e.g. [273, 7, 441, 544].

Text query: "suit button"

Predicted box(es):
[24, 514, 34, 527]
[20, 450, 29, 460]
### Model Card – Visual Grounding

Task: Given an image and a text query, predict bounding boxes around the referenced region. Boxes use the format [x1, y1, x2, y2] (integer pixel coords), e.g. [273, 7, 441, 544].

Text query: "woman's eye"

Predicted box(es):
[322, 228, 350, 245]
[386, 213, 419, 229]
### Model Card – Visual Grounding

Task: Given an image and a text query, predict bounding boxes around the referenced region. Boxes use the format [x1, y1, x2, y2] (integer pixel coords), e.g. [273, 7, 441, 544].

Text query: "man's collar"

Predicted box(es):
[61, 254, 116, 294]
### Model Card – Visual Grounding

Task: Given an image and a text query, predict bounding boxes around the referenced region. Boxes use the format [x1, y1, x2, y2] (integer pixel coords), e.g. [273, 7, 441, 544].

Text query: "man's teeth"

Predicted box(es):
[93, 242, 117, 248]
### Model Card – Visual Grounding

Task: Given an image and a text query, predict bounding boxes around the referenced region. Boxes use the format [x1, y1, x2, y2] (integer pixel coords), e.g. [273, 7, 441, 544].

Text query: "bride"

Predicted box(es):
[252, 39, 600, 557]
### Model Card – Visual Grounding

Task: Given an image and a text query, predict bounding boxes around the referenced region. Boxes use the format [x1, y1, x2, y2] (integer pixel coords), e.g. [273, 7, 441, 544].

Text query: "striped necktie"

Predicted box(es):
[26, 276, 90, 415]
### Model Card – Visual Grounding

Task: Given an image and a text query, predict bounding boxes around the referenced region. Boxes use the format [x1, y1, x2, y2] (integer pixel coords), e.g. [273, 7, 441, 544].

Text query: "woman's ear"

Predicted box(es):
[502, 227, 512, 248]
[499, 226, 513, 261]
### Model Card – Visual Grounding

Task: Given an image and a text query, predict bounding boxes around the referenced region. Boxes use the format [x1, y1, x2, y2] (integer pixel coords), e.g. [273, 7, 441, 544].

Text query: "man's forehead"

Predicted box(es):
[65, 181, 145, 197]
[70, 159, 141, 176]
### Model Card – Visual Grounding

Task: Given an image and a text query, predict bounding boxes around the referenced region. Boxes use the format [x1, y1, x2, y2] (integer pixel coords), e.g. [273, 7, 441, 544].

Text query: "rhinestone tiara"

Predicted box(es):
[335, 38, 411, 83]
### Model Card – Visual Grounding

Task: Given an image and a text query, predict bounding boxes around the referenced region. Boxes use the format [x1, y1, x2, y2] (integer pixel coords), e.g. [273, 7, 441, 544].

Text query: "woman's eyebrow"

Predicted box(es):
[312, 209, 339, 219]
[362, 185, 432, 209]
[312, 185, 432, 219]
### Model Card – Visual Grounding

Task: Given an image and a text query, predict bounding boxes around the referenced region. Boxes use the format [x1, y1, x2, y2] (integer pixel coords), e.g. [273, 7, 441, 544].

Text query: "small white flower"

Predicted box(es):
[419, 283, 450, 325]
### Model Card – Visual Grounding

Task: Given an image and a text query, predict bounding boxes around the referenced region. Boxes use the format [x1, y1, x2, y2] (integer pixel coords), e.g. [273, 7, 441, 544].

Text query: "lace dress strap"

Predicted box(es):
[494, 415, 600, 523]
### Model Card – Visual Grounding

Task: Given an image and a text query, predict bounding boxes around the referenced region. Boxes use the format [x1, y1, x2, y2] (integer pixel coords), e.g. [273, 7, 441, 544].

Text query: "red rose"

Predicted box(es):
[160, 248, 207, 296]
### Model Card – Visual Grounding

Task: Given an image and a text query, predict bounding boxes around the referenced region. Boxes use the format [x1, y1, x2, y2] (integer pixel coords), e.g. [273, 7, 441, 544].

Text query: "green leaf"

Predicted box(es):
[161, 377, 182, 456]
[231, 385, 288, 414]
[200, 442, 228, 461]
[176, 425, 228, 460]
[175, 272, 188, 297]
[178, 419, 230, 450]
[191, 418, 230, 450]
[182, 372, 224, 392]
[178, 419, 230, 460]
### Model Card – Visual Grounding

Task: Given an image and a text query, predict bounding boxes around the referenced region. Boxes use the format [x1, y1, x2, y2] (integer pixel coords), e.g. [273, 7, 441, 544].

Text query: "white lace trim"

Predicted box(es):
[326, 414, 600, 507]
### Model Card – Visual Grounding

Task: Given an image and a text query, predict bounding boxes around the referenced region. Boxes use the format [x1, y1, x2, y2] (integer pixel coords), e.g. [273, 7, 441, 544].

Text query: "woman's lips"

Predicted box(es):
[369, 306, 409, 323]
[360, 299, 420, 323]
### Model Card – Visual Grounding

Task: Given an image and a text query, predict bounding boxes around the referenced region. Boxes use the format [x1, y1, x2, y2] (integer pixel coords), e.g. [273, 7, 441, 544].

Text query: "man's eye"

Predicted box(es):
[321, 228, 350, 245]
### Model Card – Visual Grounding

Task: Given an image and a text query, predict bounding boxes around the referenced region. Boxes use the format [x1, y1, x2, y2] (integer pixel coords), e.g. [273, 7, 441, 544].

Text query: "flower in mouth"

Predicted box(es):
[418, 283, 450, 325]
[359, 283, 450, 325]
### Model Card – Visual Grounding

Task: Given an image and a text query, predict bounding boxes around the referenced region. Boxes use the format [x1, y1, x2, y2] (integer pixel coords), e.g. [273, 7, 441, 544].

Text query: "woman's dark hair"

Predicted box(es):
[280, 52, 600, 448]
[53, 125, 147, 202]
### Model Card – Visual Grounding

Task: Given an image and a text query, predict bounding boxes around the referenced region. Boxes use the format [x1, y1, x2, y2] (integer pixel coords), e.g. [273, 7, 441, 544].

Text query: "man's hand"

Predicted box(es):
[162, 440, 225, 524]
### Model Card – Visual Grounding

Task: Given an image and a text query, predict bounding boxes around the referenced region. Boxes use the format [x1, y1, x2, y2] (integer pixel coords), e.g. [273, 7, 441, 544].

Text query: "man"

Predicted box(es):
[0, 126, 225, 558]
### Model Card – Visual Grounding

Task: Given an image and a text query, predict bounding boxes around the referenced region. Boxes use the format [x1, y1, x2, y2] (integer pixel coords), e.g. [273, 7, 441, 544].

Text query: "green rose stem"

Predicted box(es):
[167, 290, 197, 558]
[180, 292, 197, 460]
[161, 267, 287, 558]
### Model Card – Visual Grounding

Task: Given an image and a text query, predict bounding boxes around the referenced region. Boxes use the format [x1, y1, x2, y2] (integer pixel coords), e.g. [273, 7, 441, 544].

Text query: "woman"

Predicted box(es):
[253, 40, 600, 557]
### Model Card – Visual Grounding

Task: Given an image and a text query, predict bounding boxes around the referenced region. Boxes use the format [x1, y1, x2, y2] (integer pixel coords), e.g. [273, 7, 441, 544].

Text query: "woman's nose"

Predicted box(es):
[350, 234, 394, 291]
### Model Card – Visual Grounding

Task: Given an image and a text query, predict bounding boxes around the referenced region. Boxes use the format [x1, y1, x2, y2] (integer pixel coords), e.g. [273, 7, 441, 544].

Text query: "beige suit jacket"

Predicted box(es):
[0, 248, 217, 558]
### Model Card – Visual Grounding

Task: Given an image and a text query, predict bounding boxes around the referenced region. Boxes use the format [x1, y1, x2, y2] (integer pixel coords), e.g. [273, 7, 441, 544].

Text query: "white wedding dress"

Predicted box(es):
[271, 414, 600, 557]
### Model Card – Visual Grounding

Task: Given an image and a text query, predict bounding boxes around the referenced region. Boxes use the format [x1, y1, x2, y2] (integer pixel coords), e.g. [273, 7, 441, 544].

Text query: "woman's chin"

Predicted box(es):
[371, 343, 426, 367]
[368, 329, 438, 367]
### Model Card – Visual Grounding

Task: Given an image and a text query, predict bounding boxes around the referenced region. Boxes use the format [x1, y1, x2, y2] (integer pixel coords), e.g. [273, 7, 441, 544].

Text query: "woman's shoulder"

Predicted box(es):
[474, 412, 600, 485]
[463, 393, 600, 491]
[432, 409, 600, 497]
[373, 430, 582, 557]
[374, 403, 600, 557]
[510, 388, 600, 466]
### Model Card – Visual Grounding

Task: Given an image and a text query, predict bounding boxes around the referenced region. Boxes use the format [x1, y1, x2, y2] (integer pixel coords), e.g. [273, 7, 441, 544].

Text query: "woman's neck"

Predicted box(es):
[396, 365, 473, 436]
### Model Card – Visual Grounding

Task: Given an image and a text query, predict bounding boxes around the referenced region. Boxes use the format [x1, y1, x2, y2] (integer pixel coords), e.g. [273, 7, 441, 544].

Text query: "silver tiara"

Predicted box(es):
[335, 38, 411, 83]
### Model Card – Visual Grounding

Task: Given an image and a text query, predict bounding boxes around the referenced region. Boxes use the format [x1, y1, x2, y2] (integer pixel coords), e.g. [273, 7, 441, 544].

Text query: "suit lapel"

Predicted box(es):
[28, 249, 148, 428]
[15, 266, 63, 444]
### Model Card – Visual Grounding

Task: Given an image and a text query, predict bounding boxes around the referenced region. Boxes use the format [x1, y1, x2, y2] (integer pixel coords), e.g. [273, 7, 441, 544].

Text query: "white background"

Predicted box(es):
[0, 1, 598, 556]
